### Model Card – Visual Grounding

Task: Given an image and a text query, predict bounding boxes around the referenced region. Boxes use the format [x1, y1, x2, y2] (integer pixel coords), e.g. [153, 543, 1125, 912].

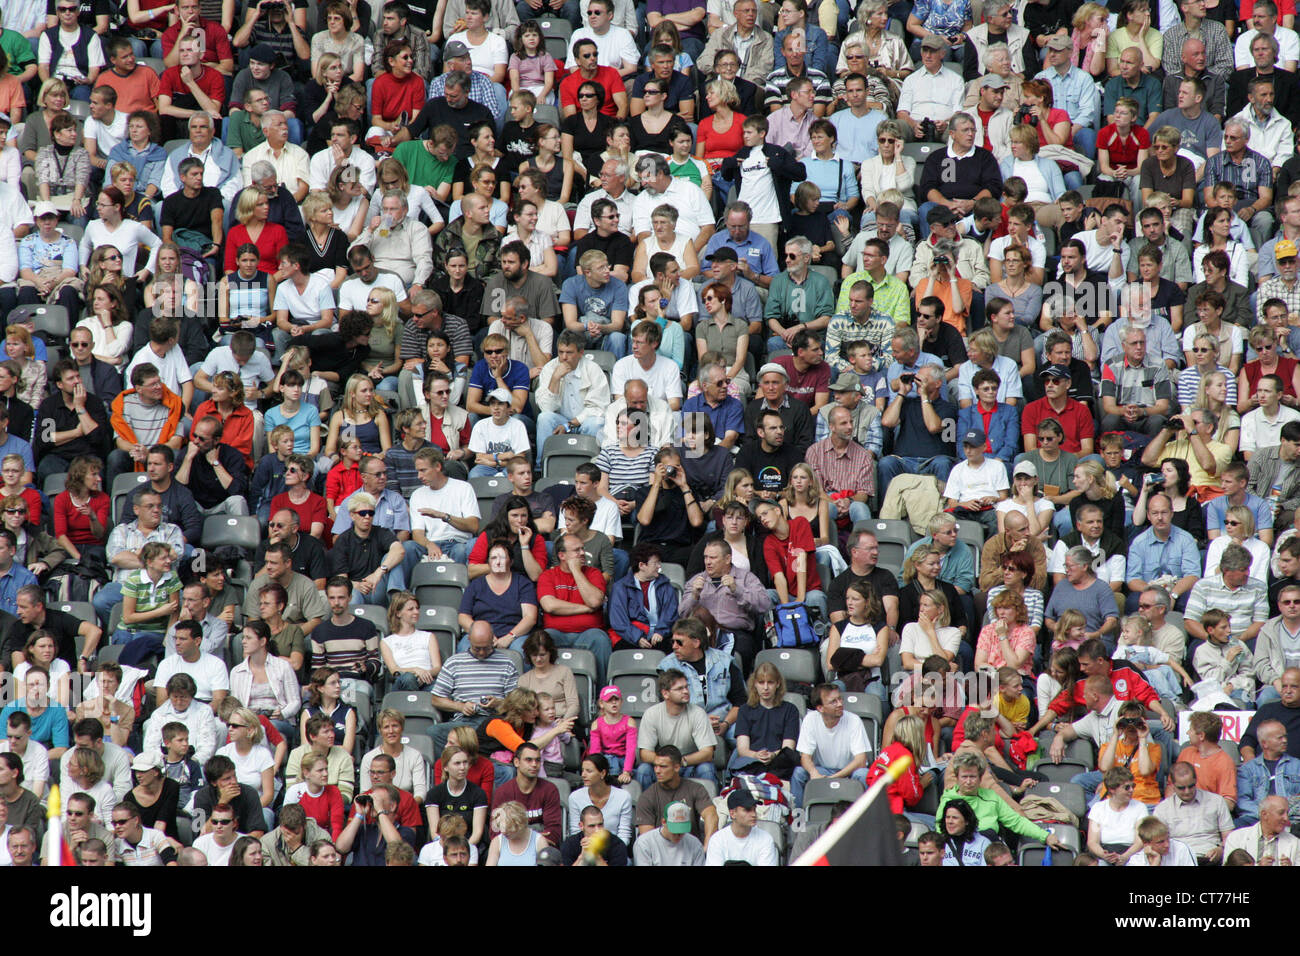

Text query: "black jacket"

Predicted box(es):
[742, 396, 815, 457]
[720, 143, 807, 225]
[75, 357, 123, 403]
[132, 310, 212, 366]
[917, 145, 1002, 205]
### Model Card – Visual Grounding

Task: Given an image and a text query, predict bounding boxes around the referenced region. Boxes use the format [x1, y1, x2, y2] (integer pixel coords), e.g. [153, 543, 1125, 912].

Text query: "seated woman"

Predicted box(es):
[300, 667, 356, 756]
[517, 630, 579, 723]
[1086, 765, 1148, 865]
[632, 204, 699, 284]
[1096, 96, 1149, 209]
[826, 581, 888, 701]
[974, 590, 1036, 688]
[982, 550, 1045, 631]
[1131, 457, 1206, 544]
[998, 126, 1066, 230]
[1204, 504, 1271, 582]
[380, 591, 442, 692]
[783, 463, 847, 585]
[1240, 324, 1300, 412]
[36, 113, 91, 226]
[727, 662, 801, 779]
[937, 750, 1062, 851]
[52, 455, 110, 565]
[456, 540, 539, 652]
[77, 281, 134, 368]
[898, 545, 967, 641]
[1016, 79, 1084, 192]
[858, 119, 916, 231]
[270, 454, 329, 539]
[4, 327, 46, 410]
[193, 371, 255, 470]
[898, 590, 961, 671]
[1194, 372, 1242, 455]
[466, 495, 547, 583]
[594, 410, 656, 523]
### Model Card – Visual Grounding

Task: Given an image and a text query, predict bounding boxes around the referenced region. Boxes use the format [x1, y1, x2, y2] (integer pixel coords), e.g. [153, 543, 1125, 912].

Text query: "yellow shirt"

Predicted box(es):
[1162, 437, 1232, 490]
[997, 691, 1030, 726]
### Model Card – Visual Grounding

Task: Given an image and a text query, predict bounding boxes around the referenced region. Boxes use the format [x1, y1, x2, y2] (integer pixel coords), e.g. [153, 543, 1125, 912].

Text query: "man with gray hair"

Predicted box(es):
[1137, 585, 1187, 659]
[535, 329, 610, 460]
[1232, 74, 1292, 171]
[876, 363, 957, 499]
[160, 111, 242, 204]
[915, 110, 1002, 239]
[682, 361, 745, 448]
[240, 109, 310, 203]
[1203, 116, 1276, 247]
[631, 153, 714, 248]
[160, 156, 224, 259]
[765, 237, 834, 352]
[352, 190, 434, 290]
[897, 35, 965, 142]
[488, 295, 554, 376]
[573, 159, 636, 240]
[400, 69, 497, 153]
[1184, 542, 1270, 644]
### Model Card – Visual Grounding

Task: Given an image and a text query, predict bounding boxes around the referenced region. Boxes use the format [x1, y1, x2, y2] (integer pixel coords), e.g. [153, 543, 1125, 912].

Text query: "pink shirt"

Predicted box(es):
[976, 623, 1036, 676]
[587, 713, 638, 772]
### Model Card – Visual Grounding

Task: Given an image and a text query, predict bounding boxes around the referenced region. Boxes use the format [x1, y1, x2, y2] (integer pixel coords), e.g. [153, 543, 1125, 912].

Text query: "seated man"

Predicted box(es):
[1126, 817, 1198, 867]
[1236, 719, 1300, 825]
[427, 621, 519, 751]
[327, 493, 409, 606]
[1153, 761, 1235, 865]
[174, 415, 250, 516]
[634, 671, 718, 789]
[1183, 543, 1269, 645]
[1140, 408, 1233, 492]
[791, 684, 871, 808]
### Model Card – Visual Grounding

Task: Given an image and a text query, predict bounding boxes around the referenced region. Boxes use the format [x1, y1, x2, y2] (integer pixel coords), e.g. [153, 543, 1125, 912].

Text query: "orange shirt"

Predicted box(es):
[1098, 739, 1163, 806]
[1171, 746, 1238, 803]
[913, 277, 973, 336]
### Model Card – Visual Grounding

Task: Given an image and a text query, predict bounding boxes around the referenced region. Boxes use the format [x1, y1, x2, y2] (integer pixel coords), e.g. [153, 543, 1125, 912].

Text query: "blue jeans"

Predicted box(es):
[1072, 127, 1097, 160]
[430, 538, 473, 564]
[1072, 769, 1105, 806]
[876, 455, 955, 500]
[93, 581, 124, 630]
[590, 331, 628, 359]
[468, 463, 508, 478]
[847, 500, 872, 524]
[1259, 686, 1282, 706]
[458, 632, 529, 654]
[391, 672, 437, 692]
[635, 759, 718, 790]
[515, 0, 582, 27]
[535, 413, 604, 464]
[1142, 665, 1183, 701]
[612, 548, 629, 582]
[545, 627, 610, 685]
[791, 764, 870, 807]
[348, 567, 404, 606]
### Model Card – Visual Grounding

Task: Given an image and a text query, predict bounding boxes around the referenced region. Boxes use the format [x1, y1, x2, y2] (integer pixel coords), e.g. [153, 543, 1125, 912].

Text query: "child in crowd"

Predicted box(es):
[161, 722, 204, 812]
[1192, 609, 1256, 706]
[531, 692, 574, 779]
[1112, 614, 1192, 701]
[325, 436, 365, 519]
[587, 686, 637, 784]
[508, 21, 557, 103]
[499, 90, 540, 179]
[468, 390, 531, 477]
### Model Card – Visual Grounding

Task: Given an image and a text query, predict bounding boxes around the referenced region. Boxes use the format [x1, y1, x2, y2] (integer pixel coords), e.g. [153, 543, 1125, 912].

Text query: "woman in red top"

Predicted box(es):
[271, 453, 329, 539]
[193, 371, 255, 470]
[324, 437, 365, 520]
[696, 78, 745, 192]
[1096, 97, 1150, 208]
[1019, 79, 1080, 188]
[1240, 323, 1300, 411]
[224, 187, 289, 275]
[0, 454, 40, 524]
[466, 495, 547, 582]
[52, 455, 110, 563]
[371, 41, 426, 134]
[866, 714, 932, 818]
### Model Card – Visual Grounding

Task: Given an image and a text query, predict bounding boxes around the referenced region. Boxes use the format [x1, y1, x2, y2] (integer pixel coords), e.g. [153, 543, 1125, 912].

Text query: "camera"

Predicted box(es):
[1015, 104, 1038, 127]
[665, 465, 678, 478]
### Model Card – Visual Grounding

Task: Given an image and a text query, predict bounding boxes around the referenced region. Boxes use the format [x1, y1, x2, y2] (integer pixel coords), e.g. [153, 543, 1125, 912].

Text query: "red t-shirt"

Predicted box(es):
[537, 564, 607, 632]
[159, 64, 226, 111]
[977, 107, 995, 153]
[363, 785, 424, 829]
[225, 222, 289, 275]
[1020, 396, 1095, 453]
[468, 530, 547, 568]
[1241, 0, 1295, 20]
[698, 112, 747, 160]
[1048, 666, 1160, 715]
[371, 71, 426, 122]
[52, 491, 110, 545]
[195, 400, 255, 469]
[762, 516, 822, 593]
[159, 19, 234, 65]
[271, 491, 329, 537]
[773, 355, 831, 408]
[559, 67, 625, 118]
[1096, 123, 1150, 169]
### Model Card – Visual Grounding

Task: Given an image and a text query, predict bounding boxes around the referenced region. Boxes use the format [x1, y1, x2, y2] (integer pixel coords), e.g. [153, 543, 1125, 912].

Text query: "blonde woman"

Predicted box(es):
[304, 53, 346, 127]
[487, 800, 548, 866]
[1195, 371, 1241, 454]
[63, 747, 116, 826]
[327, 163, 371, 242]
[143, 241, 201, 313]
[1062, 459, 1122, 535]
[362, 286, 403, 391]
[898, 589, 962, 670]
[712, 467, 755, 526]
[76, 283, 134, 366]
[380, 591, 441, 692]
[1204, 505, 1271, 582]
[19, 78, 72, 164]
[1071, 1, 1110, 77]
[782, 462, 846, 580]
[841, 0, 911, 90]
[3, 329, 45, 408]
[225, 187, 289, 275]
[859, 119, 916, 229]
[300, 190, 351, 289]
[325, 374, 391, 458]
[216, 705, 277, 813]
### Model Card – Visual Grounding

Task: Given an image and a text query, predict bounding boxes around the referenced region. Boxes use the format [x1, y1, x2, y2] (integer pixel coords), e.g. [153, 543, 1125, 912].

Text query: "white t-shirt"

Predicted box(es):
[704, 824, 780, 866]
[200, 347, 275, 409]
[409, 478, 480, 543]
[943, 458, 1009, 503]
[1240, 406, 1300, 456]
[835, 620, 881, 679]
[274, 274, 336, 323]
[1048, 536, 1127, 585]
[154, 652, 230, 703]
[565, 25, 639, 69]
[468, 415, 531, 457]
[1235, 26, 1300, 67]
[628, 278, 700, 323]
[995, 497, 1054, 523]
[1181, 322, 1244, 357]
[610, 354, 684, 405]
[338, 272, 409, 314]
[535, 200, 570, 245]
[84, 111, 128, 157]
[898, 621, 963, 660]
[38, 26, 105, 81]
[382, 630, 435, 669]
[796, 711, 871, 769]
[557, 495, 623, 541]
[989, 234, 1046, 269]
[738, 149, 780, 224]
[1087, 797, 1150, 847]
[125, 343, 193, 395]
[417, 836, 480, 865]
[448, 30, 508, 76]
[192, 832, 240, 866]
[0, 739, 50, 793]
[215, 742, 274, 793]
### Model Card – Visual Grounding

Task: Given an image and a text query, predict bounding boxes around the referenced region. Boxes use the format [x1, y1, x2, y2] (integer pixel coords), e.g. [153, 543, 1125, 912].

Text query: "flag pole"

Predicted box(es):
[45, 783, 63, 868]
[791, 753, 911, 867]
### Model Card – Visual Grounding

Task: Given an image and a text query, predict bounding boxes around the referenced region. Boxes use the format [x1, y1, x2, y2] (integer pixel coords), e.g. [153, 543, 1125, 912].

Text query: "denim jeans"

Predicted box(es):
[468, 463, 508, 478]
[634, 759, 718, 790]
[1258, 686, 1282, 706]
[348, 568, 403, 606]
[515, 0, 582, 27]
[392, 672, 437, 692]
[544, 627, 611, 685]
[93, 580, 124, 630]
[791, 764, 870, 807]
[429, 538, 473, 565]
[535, 413, 604, 464]
[589, 330, 628, 359]
[876, 455, 955, 500]
[1072, 768, 1105, 806]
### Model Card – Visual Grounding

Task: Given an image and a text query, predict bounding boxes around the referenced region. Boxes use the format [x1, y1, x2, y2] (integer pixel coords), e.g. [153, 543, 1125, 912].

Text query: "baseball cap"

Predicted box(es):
[131, 751, 163, 774]
[962, 428, 987, 446]
[664, 801, 692, 834]
[829, 371, 864, 393]
[536, 846, 564, 866]
[757, 362, 789, 381]
[598, 685, 622, 702]
[979, 74, 1007, 90]
[1039, 364, 1072, 380]
[486, 387, 512, 404]
[32, 201, 59, 219]
[920, 34, 949, 50]
[249, 43, 277, 64]
[708, 246, 738, 262]
[1013, 460, 1038, 479]
[1045, 34, 1071, 50]
[926, 205, 959, 226]
[1278, 239, 1298, 260]
[443, 40, 470, 58]
[727, 789, 757, 810]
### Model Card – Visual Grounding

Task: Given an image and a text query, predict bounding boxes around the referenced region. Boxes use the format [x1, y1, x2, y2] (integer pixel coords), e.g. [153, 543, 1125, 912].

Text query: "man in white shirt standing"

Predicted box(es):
[791, 684, 871, 808]
[152, 620, 230, 708]
[704, 789, 779, 865]
[611, 320, 684, 411]
[408, 447, 481, 564]
[566, 0, 638, 76]
[943, 428, 1010, 537]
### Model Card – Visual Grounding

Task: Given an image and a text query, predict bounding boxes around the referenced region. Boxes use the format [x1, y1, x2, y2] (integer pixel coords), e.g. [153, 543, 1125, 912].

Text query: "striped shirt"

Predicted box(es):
[399, 314, 473, 362]
[309, 617, 382, 680]
[1184, 575, 1271, 637]
[430, 650, 519, 704]
[1176, 363, 1238, 411]
[116, 827, 175, 866]
[121, 569, 183, 633]
[593, 442, 656, 495]
[805, 436, 876, 498]
[224, 271, 271, 321]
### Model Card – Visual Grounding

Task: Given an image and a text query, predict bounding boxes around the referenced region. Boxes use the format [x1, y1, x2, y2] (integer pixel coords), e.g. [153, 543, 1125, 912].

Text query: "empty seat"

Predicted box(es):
[955, 520, 985, 553]
[541, 433, 601, 479]
[382, 691, 438, 719]
[609, 648, 664, 680]
[537, 16, 572, 38]
[661, 562, 686, 593]
[756, 647, 819, 687]
[201, 515, 261, 552]
[411, 562, 469, 608]
[419, 606, 460, 660]
[400, 734, 436, 767]
[556, 647, 597, 722]
[14, 304, 71, 341]
[1028, 781, 1087, 822]
[111, 472, 151, 523]
[804, 777, 864, 827]
[351, 605, 387, 630]
[611, 673, 660, 718]
[469, 475, 511, 516]
[95, 644, 124, 665]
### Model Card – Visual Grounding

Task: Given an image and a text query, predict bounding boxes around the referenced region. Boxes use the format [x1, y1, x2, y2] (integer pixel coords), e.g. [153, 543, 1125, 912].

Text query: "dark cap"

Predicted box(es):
[249, 43, 277, 64]
[962, 428, 987, 446]
[727, 789, 757, 810]
[1039, 364, 1072, 380]
[443, 40, 470, 58]
[926, 206, 958, 226]
[708, 246, 739, 262]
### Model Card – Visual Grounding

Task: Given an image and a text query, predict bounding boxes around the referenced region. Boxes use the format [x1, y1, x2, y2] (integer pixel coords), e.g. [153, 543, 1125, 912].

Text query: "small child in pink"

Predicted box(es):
[530, 691, 574, 778]
[586, 685, 638, 784]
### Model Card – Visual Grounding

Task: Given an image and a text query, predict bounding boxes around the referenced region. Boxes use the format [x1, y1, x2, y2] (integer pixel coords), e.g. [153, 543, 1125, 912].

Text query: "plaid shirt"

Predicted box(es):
[1203, 148, 1274, 205]
[805, 435, 876, 498]
[1160, 20, 1234, 81]
[825, 307, 896, 374]
[105, 520, 185, 585]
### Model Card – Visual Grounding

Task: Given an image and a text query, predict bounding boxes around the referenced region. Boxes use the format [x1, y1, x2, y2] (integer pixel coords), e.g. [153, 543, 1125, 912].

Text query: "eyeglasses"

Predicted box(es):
[228, 722, 248, 729]
[784, 253, 801, 260]
[671, 638, 685, 646]
[577, 91, 598, 99]
[211, 818, 235, 826]
[66, 809, 87, 816]
[1283, 599, 1300, 605]
[110, 819, 131, 827]
[1258, 343, 1276, 350]
[102, 253, 122, 261]
[354, 509, 376, 517]
[411, 309, 432, 319]
[70, 341, 91, 348]
[430, 389, 450, 396]
[3, 508, 25, 515]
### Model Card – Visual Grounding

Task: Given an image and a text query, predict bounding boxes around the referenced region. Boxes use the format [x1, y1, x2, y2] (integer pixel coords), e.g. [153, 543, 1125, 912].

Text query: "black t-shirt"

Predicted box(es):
[255, 533, 328, 582]
[327, 526, 398, 581]
[3, 607, 81, 670]
[734, 700, 800, 752]
[574, 230, 635, 273]
[160, 186, 224, 235]
[423, 780, 488, 822]
[640, 485, 694, 548]
[916, 320, 968, 370]
[304, 331, 371, 382]
[733, 442, 802, 496]
[194, 782, 265, 833]
[499, 120, 540, 178]
[827, 567, 900, 620]
[408, 99, 495, 158]
[559, 831, 629, 865]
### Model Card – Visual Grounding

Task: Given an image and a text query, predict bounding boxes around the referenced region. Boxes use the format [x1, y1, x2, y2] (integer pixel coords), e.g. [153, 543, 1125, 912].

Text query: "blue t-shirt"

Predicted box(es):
[469, 357, 530, 395]
[0, 433, 34, 473]
[264, 402, 321, 454]
[458, 573, 538, 638]
[0, 702, 69, 749]
[559, 275, 629, 324]
[682, 392, 745, 439]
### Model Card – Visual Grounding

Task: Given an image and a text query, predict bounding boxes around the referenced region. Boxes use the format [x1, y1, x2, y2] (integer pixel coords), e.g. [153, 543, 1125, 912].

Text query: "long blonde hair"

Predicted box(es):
[368, 286, 399, 340]
[782, 462, 825, 509]
[1075, 459, 1116, 501]
[1195, 371, 1236, 443]
[892, 714, 926, 761]
[342, 373, 387, 419]
[719, 468, 755, 509]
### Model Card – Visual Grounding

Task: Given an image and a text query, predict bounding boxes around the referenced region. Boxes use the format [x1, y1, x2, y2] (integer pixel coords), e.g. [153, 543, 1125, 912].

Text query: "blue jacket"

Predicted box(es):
[658, 646, 734, 717]
[106, 141, 169, 194]
[608, 572, 679, 646]
[1236, 754, 1300, 825]
[998, 154, 1066, 202]
[957, 402, 1021, 469]
[774, 24, 834, 75]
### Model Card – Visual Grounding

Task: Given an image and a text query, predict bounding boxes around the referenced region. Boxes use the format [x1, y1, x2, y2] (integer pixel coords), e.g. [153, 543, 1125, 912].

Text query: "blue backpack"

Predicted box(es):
[771, 602, 817, 648]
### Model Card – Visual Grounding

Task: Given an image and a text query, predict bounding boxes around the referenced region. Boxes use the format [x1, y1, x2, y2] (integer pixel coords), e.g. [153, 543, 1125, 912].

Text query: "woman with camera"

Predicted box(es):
[1132, 457, 1207, 545]
[1016, 80, 1084, 190]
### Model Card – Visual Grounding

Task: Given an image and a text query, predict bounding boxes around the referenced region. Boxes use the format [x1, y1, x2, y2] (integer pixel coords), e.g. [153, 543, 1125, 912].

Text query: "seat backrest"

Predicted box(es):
[201, 515, 261, 552]
[382, 691, 437, 718]
[351, 605, 387, 630]
[756, 647, 819, 686]
[412, 563, 468, 607]
[804, 777, 864, 827]
[400, 734, 435, 767]
[612, 672, 660, 718]
[609, 648, 665, 679]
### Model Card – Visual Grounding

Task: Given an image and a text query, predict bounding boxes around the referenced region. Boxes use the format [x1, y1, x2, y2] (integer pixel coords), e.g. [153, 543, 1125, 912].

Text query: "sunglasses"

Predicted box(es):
[354, 509, 376, 517]
[578, 91, 598, 99]
[483, 348, 505, 355]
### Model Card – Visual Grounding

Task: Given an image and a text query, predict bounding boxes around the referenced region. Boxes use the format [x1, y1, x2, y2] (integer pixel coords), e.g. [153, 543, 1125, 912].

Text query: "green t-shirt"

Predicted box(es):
[392, 140, 456, 189]
[225, 111, 267, 155]
[0, 30, 35, 75]
[669, 158, 701, 186]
